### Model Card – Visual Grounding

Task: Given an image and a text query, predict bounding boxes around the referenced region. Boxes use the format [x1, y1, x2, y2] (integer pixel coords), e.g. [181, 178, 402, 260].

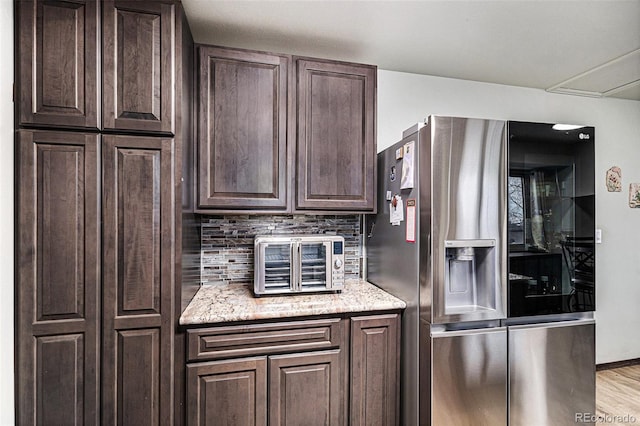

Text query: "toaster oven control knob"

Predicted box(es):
[334, 259, 343, 269]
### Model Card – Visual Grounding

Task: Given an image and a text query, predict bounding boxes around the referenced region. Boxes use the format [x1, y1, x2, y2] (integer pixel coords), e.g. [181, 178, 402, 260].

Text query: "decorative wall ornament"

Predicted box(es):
[606, 166, 622, 192]
[629, 183, 640, 208]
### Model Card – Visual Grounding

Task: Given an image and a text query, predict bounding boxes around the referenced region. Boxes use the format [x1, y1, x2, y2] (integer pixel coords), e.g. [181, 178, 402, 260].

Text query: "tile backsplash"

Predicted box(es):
[200, 215, 362, 285]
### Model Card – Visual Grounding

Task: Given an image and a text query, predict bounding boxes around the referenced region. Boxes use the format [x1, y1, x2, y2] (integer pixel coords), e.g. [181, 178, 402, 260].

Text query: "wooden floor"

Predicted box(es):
[597, 364, 640, 425]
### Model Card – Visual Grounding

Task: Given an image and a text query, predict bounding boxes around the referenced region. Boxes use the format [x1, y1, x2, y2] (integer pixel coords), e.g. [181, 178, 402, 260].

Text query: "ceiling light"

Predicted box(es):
[552, 124, 585, 131]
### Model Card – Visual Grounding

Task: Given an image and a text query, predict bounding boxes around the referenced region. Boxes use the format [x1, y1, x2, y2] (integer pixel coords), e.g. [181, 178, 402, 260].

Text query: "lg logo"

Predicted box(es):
[579, 133, 590, 140]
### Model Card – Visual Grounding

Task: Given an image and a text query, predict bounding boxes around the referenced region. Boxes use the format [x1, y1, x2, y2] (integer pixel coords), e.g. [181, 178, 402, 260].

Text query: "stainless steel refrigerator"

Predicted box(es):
[367, 116, 595, 426]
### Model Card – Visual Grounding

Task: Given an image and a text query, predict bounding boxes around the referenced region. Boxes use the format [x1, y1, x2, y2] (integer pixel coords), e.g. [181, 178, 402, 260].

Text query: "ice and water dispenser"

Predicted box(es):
[444, 239, 498, 315]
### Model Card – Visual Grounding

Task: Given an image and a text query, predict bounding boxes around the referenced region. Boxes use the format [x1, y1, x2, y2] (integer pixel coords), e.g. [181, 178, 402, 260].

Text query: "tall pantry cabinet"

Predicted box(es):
[15, 1, 195, 424]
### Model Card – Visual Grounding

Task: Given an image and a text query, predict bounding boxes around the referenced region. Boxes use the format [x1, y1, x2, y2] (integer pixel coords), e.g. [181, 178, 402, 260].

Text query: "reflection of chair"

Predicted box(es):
[561, 237, 595, 311]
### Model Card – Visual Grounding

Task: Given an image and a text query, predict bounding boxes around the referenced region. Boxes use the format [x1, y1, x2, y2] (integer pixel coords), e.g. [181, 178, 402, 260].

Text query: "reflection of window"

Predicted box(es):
[508, 176, 525, 246]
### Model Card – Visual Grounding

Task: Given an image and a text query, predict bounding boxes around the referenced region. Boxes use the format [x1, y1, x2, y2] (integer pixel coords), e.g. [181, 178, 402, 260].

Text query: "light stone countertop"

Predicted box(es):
[179, 279, 406, 325]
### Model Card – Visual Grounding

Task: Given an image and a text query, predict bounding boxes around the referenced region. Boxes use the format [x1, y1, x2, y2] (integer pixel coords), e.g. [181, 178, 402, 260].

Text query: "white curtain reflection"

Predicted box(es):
[529, 171, 548, 251]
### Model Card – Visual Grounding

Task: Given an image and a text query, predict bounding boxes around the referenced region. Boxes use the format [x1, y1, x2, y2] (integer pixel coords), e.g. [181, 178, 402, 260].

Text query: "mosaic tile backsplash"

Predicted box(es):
[200, 215, 363, 285]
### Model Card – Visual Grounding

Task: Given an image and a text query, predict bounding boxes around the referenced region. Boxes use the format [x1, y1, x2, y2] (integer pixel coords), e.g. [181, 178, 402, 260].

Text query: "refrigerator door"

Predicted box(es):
[508, 319, 595, 426]
[507, 121, 595, 317]
[431, 326, 507, 426]
[431, 116, 508, 324]
[367, 129, 423, 426]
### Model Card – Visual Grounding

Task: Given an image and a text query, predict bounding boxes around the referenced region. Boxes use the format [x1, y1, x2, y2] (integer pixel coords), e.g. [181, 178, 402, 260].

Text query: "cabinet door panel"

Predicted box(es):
[117, 329, 161, 426]
[36, 334, 85, 425]
[36, 143, 86, 320]
[187, 358, 268, 426]
[102, 135, 175, 425]
[198, 46, 289, 209]
[296, 59, 376, 211]
[116, 147, 162, 315]
[350, 314, 400, 426]
[18, 0, 100, 129]
[103, 1, 174, 133]
[269, 350, 344, 426]
[16, 130, 100, 425]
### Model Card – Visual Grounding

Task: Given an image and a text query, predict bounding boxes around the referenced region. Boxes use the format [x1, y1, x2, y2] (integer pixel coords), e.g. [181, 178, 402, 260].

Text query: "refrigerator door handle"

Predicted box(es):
[431, 326, 507, 338]
[296, 243, 302, 291]
[291, 242, 299, 291]
[508, 318, 595, 331]
[421, 234, 431, 271]
[444, 239, 496, 248]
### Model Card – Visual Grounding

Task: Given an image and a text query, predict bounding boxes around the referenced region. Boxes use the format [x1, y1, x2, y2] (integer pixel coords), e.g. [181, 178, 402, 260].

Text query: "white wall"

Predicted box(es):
[378, 69, 640, 364]
[0, 0, 14, 424]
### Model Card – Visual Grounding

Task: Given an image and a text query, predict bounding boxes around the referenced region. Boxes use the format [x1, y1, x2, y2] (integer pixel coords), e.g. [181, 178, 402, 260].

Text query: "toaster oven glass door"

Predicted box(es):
[299, 242, 330, 291]
[264, 243, 294, 292]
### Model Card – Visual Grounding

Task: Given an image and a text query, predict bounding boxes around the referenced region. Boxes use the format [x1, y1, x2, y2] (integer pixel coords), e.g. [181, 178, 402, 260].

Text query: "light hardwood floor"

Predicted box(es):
[597, 364, 640, 425]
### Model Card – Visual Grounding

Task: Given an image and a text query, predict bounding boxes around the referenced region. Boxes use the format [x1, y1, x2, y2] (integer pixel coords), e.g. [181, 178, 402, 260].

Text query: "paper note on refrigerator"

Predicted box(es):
[406, 199, 416, 242]
[390, 196, 404, 225]
[400, 141, 415, 189]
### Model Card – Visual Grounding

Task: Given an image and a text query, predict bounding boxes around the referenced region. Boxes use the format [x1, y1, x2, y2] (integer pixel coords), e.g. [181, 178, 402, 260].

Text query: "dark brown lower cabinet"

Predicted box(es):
[102, 134, 176, 425]
[186, 350, 344, 426]
[269, 350, 344, 426]
[187, 357, 268, 425]
[16, 130, 101, 425]
[16, 130, 179, 425]
[350, 314, 400, 426]
[185, 313, 400, 426]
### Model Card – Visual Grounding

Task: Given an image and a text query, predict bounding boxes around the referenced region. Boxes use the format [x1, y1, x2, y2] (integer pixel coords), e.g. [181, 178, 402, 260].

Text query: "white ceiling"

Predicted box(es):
[181, 0, 640, 101]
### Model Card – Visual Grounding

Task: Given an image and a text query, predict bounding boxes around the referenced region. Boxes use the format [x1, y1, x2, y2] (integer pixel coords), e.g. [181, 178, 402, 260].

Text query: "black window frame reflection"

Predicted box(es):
[508, 172, 528, 252]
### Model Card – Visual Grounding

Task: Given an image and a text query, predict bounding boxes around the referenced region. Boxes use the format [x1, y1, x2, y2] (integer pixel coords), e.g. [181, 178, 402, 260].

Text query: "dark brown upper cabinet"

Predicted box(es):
[197, 46, 289, 210]
[17, 0, 100, 130]
[295, 58, 376, 211]
[196, 46, 377, 214]
[17, 0, 177, 134]
[102, 1, 175, 134]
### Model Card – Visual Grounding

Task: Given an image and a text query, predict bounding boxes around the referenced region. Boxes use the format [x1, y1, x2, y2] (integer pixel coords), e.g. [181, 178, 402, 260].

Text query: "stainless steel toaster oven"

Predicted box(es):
[254, 235, 345, 295]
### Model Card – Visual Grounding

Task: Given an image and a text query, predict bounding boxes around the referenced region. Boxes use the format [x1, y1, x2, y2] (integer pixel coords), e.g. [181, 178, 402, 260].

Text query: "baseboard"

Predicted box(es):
[596, 358, 640, 371]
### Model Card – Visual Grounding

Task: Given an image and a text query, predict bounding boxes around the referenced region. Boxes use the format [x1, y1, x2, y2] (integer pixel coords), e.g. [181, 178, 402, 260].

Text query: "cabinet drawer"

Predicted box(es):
[187, 318, 345, 361]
